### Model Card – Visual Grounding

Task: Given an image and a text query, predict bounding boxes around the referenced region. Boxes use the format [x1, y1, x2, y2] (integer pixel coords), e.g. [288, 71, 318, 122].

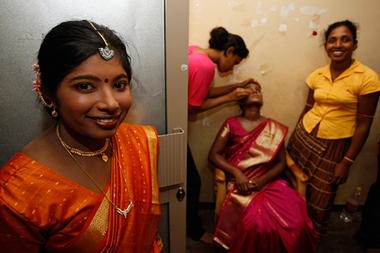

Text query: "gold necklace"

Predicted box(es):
[56, 125, 110, 162]
[56, 125, 133, 218]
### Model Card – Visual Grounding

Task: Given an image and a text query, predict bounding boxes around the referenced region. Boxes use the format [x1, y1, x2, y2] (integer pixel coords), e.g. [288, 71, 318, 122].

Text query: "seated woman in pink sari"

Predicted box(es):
[209, 82, 318, 253]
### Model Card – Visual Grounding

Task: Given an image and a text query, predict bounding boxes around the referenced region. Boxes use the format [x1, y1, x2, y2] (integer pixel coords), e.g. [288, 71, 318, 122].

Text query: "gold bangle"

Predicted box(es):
[343, 156, 355, 165]
[358, 113, 374, 119]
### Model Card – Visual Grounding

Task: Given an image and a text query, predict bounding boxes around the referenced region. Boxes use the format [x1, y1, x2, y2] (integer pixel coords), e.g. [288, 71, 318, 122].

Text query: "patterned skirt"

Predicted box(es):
[287, 121, 351, 236]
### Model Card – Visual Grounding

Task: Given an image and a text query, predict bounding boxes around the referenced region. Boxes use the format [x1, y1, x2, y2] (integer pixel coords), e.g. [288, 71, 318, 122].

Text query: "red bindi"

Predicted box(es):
[104, 78, 109, 83]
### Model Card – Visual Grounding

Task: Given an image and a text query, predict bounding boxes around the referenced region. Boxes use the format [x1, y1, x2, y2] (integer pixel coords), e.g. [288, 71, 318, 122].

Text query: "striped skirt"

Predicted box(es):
[287, 121, 351, 236]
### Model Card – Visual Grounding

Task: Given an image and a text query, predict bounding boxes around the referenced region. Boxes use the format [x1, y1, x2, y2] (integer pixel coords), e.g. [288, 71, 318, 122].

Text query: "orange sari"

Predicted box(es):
[0, 123, 161, 253]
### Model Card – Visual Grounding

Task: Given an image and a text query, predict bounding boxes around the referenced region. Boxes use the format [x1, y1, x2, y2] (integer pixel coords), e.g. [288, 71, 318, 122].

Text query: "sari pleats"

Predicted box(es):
[99, 124, 161, 252]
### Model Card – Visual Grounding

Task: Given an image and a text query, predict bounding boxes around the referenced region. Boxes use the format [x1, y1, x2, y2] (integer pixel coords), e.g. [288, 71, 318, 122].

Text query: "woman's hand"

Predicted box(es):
[228, 87, 251, 101]
[238, 78, 259, 88]
[229, 78, 262, 101]
[234, 171, 266, 194]
[331, 161, 350, 185]
[247, 177, 266, 191]
[234, 171, 253, 194]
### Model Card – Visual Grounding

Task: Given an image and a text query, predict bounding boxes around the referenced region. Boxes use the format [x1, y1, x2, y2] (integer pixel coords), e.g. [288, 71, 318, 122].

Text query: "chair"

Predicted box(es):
[284, 150, 309, 197]
[214, 167, 227, 220]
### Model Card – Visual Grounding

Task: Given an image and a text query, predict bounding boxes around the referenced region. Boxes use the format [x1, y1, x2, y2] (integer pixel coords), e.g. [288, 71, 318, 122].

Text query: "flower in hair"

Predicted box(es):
[32, 62, 40, 72]
[32, 78, 41, 91]
[31, 61, 55, 111]
[32, 62, 41, 91]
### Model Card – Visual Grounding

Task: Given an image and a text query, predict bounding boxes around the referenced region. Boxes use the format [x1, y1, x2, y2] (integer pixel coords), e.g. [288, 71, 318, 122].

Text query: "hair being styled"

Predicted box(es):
[208, 27, 249, 59]
[324, 20, 358, 44]
[37, 20, 132, 100]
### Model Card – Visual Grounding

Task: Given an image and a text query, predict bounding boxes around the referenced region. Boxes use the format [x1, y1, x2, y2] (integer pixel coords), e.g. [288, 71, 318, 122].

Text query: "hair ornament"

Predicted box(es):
[87, 21, 115, 60]
[32, 63, 41, 91]
[99, 46, 114, 60]
[32, 62, 58, 117]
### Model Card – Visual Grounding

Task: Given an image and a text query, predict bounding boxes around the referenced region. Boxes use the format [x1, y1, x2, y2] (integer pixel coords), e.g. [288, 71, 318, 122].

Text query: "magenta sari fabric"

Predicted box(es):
[213, 117, 318, 253]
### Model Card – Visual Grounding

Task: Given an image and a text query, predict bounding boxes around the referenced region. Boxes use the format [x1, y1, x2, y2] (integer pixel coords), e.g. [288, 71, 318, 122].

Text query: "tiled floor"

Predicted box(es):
[186, 208, 365, 253]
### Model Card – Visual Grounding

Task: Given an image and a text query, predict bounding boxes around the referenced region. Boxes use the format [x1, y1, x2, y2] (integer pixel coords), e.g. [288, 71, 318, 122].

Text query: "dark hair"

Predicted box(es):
[208, 27, 249, 59]
[324, 20, 358, 44]
[38, 20, 132, 101]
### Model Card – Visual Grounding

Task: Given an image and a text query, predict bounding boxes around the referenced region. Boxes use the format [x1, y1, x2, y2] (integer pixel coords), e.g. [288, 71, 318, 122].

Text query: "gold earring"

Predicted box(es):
[51, 108, 58, 117]
[37, 90, 58, 118]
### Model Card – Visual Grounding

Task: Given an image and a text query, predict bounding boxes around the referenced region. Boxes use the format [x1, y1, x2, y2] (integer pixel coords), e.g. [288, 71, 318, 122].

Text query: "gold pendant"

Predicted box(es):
[116, 201, 134, 219]
[101, 153, 108, 162]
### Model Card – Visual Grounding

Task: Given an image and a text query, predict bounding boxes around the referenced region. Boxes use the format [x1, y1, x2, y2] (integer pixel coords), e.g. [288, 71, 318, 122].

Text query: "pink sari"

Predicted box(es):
[213, 118, 318, 253]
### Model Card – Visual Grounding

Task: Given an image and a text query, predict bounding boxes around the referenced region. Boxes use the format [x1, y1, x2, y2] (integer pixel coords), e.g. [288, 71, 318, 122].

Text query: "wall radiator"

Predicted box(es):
[158, 128, 186, 189]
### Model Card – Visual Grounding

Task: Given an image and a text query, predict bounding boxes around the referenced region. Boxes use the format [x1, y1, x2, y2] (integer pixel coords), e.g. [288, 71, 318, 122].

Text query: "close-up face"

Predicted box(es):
[217, 51, 242, 73]
[53, 53, 132, 142]
[325, 25, 357, 63]
[243, 83, 263, 106]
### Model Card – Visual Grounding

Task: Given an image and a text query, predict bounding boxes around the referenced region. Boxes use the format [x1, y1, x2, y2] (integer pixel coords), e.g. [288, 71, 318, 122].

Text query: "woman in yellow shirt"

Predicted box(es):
[287, 20, 380, 237]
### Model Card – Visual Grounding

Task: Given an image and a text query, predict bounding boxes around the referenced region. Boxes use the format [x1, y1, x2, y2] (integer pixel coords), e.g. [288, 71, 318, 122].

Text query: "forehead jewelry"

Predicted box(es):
[56, 124, 110, 162]
[57, 125, 133, 218]
[87, 21, 115, 61]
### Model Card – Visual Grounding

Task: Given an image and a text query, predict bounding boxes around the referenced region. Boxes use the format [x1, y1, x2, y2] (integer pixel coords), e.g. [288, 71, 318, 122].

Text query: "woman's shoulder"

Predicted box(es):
[1, 153, 33, 177]
[188, 45, 200, 53]
[353, 60, 379, 76]
[224, 116, 239, 125]
[0, 151, 100, 235]
[308, 64, 329, 77]
[188, 45, 213, 66]
[350, 60, 380, 93]
[21, 127, 59, 162]
[0, 152, 92, 199]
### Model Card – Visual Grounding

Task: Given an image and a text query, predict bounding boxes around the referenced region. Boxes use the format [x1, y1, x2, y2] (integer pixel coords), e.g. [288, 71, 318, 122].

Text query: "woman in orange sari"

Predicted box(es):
[0, 20, 160, 252]
[209, 82, 318, 252]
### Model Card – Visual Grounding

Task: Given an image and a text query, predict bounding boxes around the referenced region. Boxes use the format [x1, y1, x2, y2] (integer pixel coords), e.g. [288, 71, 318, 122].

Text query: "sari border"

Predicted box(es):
[142, 125, 160, 207]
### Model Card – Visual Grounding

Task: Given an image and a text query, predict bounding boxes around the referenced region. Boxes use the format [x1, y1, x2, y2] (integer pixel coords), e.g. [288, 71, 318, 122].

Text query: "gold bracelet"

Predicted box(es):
[343, 156, 355, 165]
[358, 113, 374, 119]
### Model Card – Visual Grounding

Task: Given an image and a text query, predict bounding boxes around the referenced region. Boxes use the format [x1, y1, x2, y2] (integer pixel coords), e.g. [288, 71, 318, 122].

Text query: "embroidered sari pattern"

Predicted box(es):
[0, 123, 160, 253]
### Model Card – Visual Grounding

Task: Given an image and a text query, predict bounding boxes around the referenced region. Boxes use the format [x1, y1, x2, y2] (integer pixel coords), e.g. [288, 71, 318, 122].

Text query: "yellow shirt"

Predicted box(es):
[302, 60, 380, 139]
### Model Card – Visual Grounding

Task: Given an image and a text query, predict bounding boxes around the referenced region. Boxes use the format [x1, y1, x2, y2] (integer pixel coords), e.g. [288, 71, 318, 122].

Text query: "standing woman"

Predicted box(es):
[287, 20, 380, 237]
[0, 20, 161, 252]
[188, 26, 254, 114]
[187, 26, 254, 243]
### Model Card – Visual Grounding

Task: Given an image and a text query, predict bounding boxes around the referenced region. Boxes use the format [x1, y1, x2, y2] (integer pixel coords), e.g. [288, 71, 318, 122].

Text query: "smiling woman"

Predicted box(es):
[56, 53, 132, 142]
[287, 20, 380, 239]
[0, 20, 161, 253]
